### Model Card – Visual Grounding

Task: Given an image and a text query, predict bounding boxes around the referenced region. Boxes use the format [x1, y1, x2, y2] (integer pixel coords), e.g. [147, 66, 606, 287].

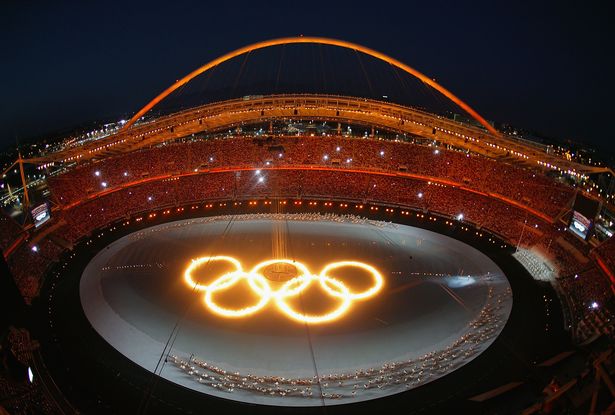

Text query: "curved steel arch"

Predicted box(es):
[123, 37, 498, 134]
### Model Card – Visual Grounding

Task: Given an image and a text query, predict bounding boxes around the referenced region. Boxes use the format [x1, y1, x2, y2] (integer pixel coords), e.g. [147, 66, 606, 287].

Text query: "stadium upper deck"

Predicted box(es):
[28, 94, 608, 179]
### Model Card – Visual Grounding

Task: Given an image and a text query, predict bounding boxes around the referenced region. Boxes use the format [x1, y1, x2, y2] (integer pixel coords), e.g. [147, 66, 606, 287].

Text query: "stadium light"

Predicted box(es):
[434, 149, 440, 155]
[591, 301, 599, 309]
[258, 177, 265, 183]
[323, 154, 329, 161]
[101, 182, 107, 188]
[457, 213, 464, 220]
[417, 192, 423, 198]
[94, 170, 101, 177]
[31, 245, 38, 252]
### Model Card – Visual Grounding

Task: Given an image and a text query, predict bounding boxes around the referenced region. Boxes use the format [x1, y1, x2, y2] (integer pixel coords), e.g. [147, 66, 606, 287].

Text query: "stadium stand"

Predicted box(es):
[1, 136, 612, 344]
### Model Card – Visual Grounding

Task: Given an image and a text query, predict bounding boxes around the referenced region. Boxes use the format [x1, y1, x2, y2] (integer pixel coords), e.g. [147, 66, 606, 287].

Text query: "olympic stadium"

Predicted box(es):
[1, 37, 615, 415]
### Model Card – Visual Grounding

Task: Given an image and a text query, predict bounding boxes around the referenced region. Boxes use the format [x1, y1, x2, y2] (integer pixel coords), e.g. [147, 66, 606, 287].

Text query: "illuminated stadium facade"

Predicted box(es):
[1, 37, 614, 414]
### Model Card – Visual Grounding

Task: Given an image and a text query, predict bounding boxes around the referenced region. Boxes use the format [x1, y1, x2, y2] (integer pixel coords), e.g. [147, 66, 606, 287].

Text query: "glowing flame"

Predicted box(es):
[183, 256, 384, 324]
[184, 255, 242, 291]
[205, 271, 272, 318]
[275, 273, 352, 324]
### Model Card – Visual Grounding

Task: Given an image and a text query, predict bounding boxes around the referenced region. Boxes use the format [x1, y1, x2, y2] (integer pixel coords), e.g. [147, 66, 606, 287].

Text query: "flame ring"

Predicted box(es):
[184, 256, 383, 324]
[274, 274, 352, 324]
[319, 261, 384, 300]
[184, 256, 242, 291]
[204, 271, 272, 318]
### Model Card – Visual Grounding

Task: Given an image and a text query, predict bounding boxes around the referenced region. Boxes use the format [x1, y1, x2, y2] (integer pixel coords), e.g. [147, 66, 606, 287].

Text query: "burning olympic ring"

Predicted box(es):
[183, 256, 384, 324]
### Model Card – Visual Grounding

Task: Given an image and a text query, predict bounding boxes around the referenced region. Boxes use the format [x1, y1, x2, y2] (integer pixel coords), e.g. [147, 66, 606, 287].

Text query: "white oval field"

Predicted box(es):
[80, 214, 512, 406]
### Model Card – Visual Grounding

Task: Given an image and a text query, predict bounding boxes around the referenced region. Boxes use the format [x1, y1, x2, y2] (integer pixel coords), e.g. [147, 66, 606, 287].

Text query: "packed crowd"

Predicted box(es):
[558, 267, 615, 342]
[6, 239, 64, 303]
[47, 136, 574, 217]
[52, 169, 546, 247]
[0, 328, 57, 414]
[0, 369, 55, 415]
[3, 140, 613, 344]
[594, 234, 615, 275]
[0, 212, 22, 253]
[533, 230, 591, 276]
[515, 229, 615, 343]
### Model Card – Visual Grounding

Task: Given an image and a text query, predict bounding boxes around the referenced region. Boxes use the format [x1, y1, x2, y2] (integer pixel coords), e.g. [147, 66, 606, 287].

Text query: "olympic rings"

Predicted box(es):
[183, 256, 384, 324]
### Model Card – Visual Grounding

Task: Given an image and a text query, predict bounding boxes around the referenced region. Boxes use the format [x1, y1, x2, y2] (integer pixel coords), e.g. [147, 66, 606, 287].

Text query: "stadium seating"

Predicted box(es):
[1, 135, 612, 343]
[47, 136, 575, 218]
[0, 212, 22, 253]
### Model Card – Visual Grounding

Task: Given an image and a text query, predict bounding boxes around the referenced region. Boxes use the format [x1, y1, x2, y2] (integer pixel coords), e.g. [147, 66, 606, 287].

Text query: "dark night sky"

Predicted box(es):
[2, 1, 614, 153]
